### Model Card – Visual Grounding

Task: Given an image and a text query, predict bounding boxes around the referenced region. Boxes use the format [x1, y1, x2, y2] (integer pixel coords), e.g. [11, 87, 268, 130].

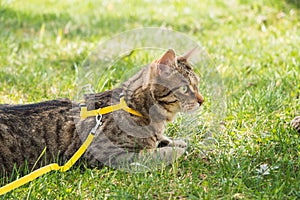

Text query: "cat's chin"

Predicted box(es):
[166, 117, 175, 122]
[182, 104, 200, 114]
[164, 111, 179, 122]
[166, 114, 176, 122]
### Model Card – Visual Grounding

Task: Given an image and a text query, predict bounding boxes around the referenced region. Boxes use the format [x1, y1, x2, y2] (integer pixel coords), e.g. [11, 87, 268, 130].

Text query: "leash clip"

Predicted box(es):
[91, 114, 103, 135]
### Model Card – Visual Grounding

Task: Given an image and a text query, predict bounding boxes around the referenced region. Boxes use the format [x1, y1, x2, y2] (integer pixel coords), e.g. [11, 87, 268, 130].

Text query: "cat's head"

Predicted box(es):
[145, 48, 204, 121]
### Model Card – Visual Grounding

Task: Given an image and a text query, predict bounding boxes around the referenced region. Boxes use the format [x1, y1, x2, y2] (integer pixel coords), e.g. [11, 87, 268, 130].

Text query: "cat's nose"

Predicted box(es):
[196, 93, 204, 105]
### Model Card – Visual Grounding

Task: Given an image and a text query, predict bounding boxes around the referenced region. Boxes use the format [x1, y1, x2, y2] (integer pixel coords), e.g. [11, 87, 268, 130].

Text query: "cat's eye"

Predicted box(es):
[179, 85, 189, 94]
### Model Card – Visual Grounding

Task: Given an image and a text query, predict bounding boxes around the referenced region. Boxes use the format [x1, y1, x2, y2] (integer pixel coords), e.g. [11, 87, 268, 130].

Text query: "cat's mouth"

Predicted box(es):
[181, 102, 200, 113]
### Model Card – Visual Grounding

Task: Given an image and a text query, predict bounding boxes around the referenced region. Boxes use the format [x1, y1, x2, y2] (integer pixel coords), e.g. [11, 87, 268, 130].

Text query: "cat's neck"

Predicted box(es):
[122, 66, 168, 123]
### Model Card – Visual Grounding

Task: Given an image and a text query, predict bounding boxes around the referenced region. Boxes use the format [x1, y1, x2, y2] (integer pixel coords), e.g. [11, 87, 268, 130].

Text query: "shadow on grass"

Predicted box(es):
[0, 6, 173, 41]
[285, 0, 300, 9]
[0, 7, 71, 36]
[0, 7, 199, 40]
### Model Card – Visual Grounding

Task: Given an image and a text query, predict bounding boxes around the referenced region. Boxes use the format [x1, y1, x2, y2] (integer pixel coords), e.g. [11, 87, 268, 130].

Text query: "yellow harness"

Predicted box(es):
[0, 97, 142, 195]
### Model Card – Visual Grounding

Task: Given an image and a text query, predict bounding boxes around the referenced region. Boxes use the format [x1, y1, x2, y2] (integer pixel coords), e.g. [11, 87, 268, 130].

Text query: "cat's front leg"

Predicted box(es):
[86, 146, 186, 171]
[127, 145, 186, 172]
[158, 135, 187, 148]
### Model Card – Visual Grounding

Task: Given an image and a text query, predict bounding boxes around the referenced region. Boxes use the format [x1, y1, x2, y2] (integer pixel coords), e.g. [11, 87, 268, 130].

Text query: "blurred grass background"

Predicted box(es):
[0, 0, 299, 199]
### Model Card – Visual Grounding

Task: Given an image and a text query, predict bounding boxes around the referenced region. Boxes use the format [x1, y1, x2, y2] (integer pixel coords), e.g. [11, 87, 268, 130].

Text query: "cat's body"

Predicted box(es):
[0, 49, 204, 176]
[0, 98, 78, 175]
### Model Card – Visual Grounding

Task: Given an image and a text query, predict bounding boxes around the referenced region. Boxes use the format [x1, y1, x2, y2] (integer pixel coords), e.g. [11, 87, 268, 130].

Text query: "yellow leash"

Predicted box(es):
[0, 134, 95, 195]
[0, 96, 142, 195]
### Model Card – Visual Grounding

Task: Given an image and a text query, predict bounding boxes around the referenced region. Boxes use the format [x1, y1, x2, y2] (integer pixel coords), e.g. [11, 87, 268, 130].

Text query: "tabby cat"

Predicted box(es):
[0, 49, 204, 176]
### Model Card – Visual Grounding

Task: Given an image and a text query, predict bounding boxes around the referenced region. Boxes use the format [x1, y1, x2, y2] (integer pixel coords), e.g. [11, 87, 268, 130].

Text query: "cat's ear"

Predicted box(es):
[143, 49, 176, 89]
[177, 47, 197, 61]
[156, 49, 176, 75]
[157, 49, 176, 66]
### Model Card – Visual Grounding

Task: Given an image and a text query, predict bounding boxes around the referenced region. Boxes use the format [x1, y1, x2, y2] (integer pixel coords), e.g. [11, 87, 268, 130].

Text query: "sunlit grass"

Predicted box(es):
[0, 0, 299, 199]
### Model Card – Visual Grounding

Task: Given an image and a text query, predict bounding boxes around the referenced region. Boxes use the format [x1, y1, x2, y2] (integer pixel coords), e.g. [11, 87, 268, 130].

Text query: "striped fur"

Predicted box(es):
[291, 116, 300, 133]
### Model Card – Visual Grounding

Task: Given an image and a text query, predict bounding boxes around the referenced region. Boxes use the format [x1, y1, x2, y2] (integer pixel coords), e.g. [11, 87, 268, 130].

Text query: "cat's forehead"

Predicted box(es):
[176, 59, 199, 85]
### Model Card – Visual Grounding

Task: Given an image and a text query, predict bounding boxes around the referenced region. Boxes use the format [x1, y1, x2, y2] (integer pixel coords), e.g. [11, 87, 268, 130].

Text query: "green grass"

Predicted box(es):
[1, 0, 300, 199]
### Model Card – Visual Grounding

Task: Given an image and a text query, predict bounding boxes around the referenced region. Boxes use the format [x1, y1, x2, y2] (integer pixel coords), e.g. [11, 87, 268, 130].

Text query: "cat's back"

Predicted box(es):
[0, 99, 74, 134]
[0, 99, 72, 114]
[0, 99, 77, 175]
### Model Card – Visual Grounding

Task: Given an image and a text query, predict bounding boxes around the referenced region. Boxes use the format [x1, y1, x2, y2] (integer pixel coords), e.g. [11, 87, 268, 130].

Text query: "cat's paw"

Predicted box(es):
[155, 146, 186, 163]
[168, 139, 187, 148]
[157, 136, 187, 148]
[127, 146, 186, 172]
[136, 146, 186, 168]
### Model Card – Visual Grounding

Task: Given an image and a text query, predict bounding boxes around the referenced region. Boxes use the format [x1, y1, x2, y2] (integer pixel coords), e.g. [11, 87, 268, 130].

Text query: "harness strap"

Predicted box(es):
[80, 97, 142, 119]
[0, 96, 142, 195]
